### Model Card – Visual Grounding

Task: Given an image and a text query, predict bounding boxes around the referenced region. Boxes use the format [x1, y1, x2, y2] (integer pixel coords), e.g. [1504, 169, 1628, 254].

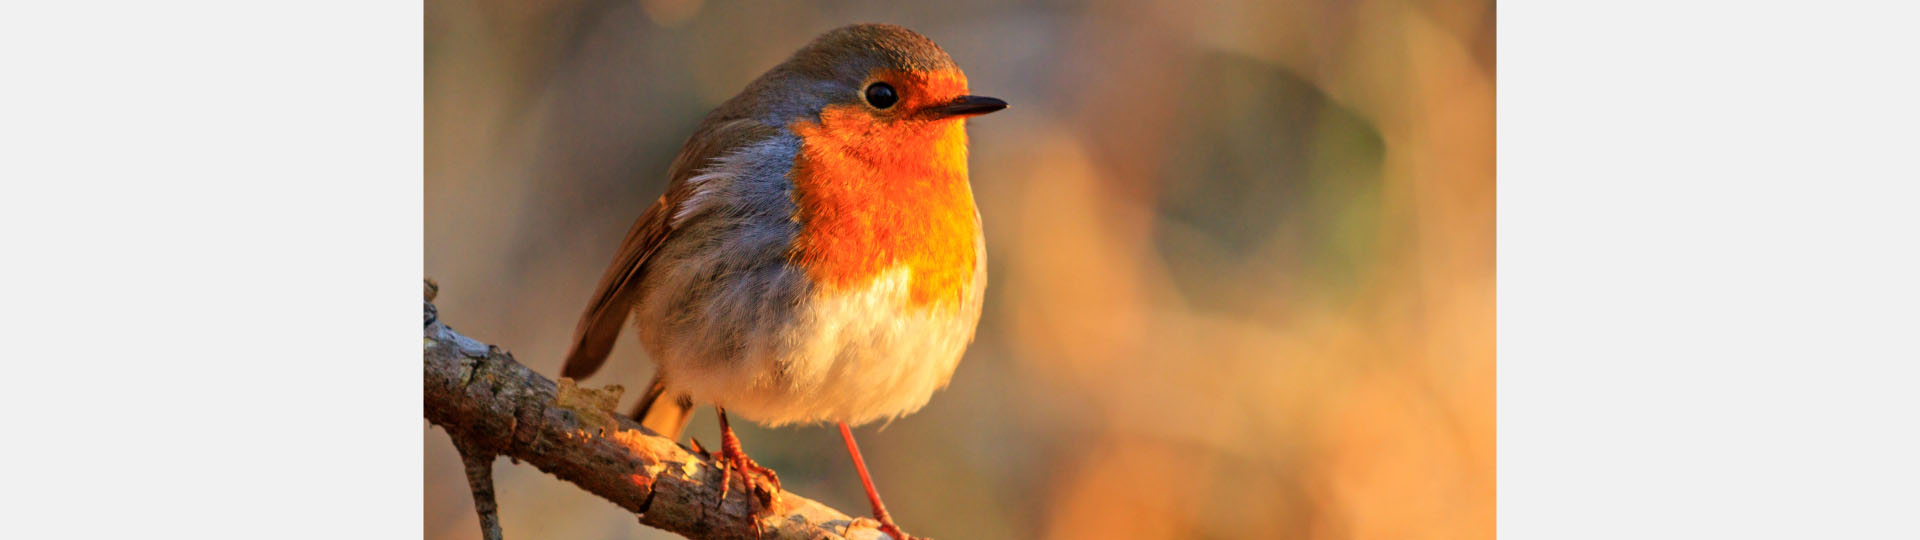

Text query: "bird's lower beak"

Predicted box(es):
[928, 95, 1008, 118]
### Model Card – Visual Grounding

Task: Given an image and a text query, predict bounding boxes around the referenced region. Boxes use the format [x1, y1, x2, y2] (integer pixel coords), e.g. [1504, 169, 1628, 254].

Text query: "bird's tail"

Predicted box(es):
[632, 373, 692, 441]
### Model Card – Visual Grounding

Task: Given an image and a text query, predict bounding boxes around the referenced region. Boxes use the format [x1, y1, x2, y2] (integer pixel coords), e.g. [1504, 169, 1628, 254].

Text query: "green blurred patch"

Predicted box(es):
[1153, 52, 1386, 319]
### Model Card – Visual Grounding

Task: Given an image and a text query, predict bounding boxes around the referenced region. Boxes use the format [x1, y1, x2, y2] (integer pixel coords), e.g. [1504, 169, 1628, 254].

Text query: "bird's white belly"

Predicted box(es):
[637, 249, 985, 427]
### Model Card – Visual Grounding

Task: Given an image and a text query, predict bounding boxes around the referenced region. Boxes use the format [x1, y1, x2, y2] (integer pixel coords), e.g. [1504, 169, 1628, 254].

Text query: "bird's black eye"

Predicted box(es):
[864, 82, 898, 109]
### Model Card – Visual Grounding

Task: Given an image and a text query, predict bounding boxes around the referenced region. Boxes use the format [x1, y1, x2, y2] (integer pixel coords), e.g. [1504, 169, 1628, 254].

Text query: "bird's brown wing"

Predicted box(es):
[560, 117, 777, 379]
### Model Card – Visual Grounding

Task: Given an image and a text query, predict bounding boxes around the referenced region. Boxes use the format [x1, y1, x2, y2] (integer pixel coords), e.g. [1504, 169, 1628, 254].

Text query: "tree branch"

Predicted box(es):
[452, 437, 504, 540]
[424, 283, 893, 540]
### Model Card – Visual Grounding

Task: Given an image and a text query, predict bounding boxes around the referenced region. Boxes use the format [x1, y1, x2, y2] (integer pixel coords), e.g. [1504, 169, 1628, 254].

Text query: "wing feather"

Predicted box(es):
[560, 117, 778, 379]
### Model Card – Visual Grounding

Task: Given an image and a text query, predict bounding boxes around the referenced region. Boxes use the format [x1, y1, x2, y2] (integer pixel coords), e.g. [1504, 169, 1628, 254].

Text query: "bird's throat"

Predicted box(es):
[788, 106, 979, 311]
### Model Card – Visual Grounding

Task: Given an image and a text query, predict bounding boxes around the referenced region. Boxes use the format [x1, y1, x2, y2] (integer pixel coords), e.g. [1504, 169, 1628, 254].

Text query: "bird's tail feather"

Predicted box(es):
[632, 373, 692, 441]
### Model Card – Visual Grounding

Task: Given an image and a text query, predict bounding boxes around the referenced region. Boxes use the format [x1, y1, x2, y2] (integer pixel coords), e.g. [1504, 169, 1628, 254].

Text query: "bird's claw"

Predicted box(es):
[714, 444, 782, 540]
[878, 521, 914, 540]
[851, 516, 916, 540]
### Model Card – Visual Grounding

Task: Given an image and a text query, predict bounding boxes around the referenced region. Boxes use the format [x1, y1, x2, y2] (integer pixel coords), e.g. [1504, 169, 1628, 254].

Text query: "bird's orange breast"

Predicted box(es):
[787, 103, 978, 311]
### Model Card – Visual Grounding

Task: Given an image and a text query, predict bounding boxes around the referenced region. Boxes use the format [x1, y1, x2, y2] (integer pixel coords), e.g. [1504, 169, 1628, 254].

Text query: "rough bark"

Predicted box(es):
[452, 438, 504, 540]
[424, 282, 892, 540]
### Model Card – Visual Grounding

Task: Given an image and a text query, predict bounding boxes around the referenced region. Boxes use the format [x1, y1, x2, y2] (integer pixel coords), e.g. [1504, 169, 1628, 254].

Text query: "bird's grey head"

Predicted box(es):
[731, 24, 1001, 127]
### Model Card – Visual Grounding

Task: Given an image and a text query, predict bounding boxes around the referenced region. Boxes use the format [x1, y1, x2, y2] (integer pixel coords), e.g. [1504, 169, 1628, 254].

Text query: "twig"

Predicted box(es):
[423, 281, 893, 540]
[453, 439, 504, 540]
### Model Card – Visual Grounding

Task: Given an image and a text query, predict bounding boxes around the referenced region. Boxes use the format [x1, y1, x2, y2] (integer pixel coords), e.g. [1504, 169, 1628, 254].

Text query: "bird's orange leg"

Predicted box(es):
[839, 422, 913, 540]
[714, 408, 781, 524]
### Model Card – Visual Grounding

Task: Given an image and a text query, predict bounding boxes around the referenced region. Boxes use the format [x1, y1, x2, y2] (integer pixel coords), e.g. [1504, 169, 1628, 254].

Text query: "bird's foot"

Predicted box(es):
[851, 516, 917, 540]
[715, 441, 782, 512]
[714, 440, 780, 537]
[712, 409, 782, 538]
[875, 518, 913, 540]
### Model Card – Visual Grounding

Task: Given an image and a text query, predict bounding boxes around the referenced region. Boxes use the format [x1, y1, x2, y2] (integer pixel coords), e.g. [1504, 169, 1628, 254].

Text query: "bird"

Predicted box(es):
[560, 23, 1003, 539]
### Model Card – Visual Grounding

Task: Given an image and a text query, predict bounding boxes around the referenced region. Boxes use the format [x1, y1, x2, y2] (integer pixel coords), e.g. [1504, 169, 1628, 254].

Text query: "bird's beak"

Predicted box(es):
[928, 95, 1008, 118]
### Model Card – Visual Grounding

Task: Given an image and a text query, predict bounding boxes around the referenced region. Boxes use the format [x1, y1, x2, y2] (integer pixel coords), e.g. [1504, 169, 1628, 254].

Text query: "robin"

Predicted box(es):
[560, 23, 1003, 539]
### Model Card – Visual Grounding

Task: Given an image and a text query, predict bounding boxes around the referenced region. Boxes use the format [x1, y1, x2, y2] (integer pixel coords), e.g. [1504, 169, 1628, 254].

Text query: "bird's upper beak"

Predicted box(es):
[927, 95, 1008, 119]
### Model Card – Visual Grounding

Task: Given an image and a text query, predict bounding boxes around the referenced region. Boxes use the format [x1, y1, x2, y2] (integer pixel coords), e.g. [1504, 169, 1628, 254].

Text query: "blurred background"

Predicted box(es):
[426, 0, 1492, 538]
